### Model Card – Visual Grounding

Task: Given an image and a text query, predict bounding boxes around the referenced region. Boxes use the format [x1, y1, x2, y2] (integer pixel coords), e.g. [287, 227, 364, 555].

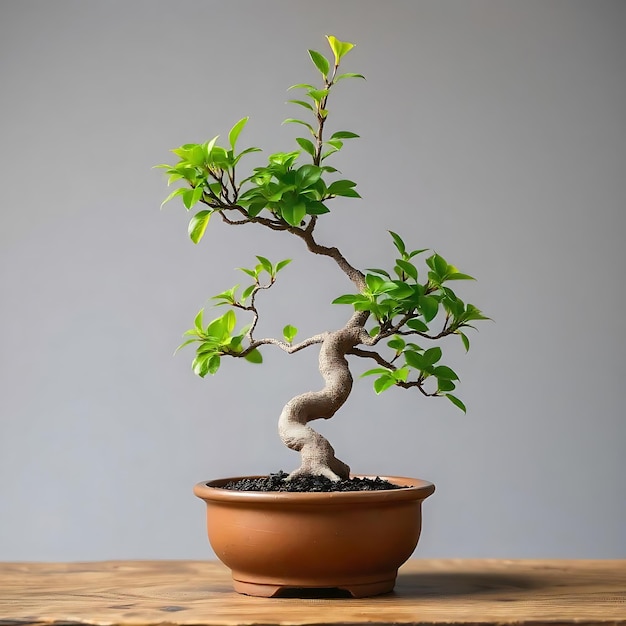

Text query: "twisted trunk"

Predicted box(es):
[278, 313, 367, 481]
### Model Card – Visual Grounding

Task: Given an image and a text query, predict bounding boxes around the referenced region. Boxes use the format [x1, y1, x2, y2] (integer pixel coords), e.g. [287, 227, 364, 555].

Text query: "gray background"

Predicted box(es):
[1, 0, 625, 561]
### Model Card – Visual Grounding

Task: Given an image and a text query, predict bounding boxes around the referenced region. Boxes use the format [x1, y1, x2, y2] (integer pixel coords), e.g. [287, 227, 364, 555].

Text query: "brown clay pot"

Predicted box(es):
[193, 475, 435, 598]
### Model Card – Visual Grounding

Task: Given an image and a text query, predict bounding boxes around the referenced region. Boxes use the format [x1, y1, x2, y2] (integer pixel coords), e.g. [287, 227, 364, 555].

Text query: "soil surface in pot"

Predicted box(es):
[219, 471, 406, 492]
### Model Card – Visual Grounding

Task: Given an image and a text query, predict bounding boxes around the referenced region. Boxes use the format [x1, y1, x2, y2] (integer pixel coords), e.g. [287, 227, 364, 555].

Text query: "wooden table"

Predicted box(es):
[1, 560, 625, 625]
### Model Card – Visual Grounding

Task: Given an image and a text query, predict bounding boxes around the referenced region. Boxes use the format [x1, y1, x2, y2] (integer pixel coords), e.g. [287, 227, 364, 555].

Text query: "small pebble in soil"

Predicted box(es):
[219, 471, 406, 492]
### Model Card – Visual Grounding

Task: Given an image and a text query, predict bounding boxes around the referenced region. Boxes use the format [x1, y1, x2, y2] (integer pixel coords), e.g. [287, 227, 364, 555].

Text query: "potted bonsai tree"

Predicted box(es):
[157, 36, 487, 598]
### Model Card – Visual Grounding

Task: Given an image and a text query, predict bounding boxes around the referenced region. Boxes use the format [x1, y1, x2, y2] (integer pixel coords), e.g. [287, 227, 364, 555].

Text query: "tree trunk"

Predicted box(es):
[277, 317, 365, 481]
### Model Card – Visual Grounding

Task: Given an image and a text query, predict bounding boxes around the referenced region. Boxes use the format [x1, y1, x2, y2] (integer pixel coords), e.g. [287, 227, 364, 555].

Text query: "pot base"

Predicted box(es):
[232, 574, 396, 598]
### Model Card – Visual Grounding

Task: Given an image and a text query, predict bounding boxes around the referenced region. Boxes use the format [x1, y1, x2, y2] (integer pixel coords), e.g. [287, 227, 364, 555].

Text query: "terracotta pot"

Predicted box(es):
[193, 475, 435, 597]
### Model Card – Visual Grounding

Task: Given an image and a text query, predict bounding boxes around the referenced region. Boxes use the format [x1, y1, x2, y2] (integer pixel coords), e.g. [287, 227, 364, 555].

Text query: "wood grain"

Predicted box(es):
[0, 559, 625, 625]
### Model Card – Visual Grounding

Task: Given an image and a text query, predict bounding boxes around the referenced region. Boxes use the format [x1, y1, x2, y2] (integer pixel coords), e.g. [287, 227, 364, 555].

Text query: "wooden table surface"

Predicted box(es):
[1, 560, 625, 625]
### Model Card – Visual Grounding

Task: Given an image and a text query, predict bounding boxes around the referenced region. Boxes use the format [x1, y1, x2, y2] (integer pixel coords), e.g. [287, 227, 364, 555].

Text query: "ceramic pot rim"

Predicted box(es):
[194, 475, 435, 504]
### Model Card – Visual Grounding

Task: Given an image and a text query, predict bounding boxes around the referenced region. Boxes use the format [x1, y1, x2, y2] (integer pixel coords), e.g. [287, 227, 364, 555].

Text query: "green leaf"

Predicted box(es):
[308, 49, 330, 77]
[206, 317, 226, 341]
[387, 336, 406, 351]
[326, 35, 355, 64]
[325, 138, 344, 150]
[247, 202, 266, 217]
[332, 294, 361, 305]
[192, 354, 211, 378]
[166, 171, 185, 185]
[419, 295, 439, 322]
[428, 253, 449, 277]
[182, 188, 201, 210]
[211, 285, 238, 304]
[188, 210, 212, 244]
[281, 202, 306, 226]
[393, 367, 409, 383]
[275, 258, 292, 272]
[187, 144, 206, 167]
[327, 179, 358, 196]
[433, 365, 459, 380]
[423, 347, 443, 366]
[335, 72, 366, 81]
[331, 187, 360, 198]
[361, 368, 392, 378]
[228, 117, 249, 150]
[365, 273, 384, 293]
[207, 354, 221, 375]
[283, 118, 315, 134]
[446, 394, 467, 413]
[256, 255, 273, 274]
[396, 259, 418, 281]
[229, 334, 244, 352]
[409, 248, 429, 259]
[445, 272, 476, 281]
[288, 83, 316, 91]
[404, 350, 427, 370]
[305, 201, 330, 215]
[204, 136, 219, 158]
[223, 309, 236, 334]
[241, 284, 255, 300]
[459, 332, 470, 352]
[437, 379, 456, 392]
[283, 324, 298, 343]
[238, 266, 257, 278]
[330, 131, 360, 140]
[389, 231, 406, 256]
[374, 374, 396, 394]
[406, 318, 429, 332]
[366, 268, 391, 278]
[307, 88, 329, 103]
[209, 146, 229, 167]
[244, 348, 263, 364]
[296, 137, 316, 157]
[232, 146, 262, 166]
[288, 99, 315, 111]
[389, 281, 414, 299]
[208, 181, 222, 197]
[174, 338, 198, 355]
[327, 179, 356, 190]
[194, 309, 204, 333]
[377, 281, 400, 293]
[464, 304, 491, 322]
[295, 164, 322, 188]
[160, 187, 186, 209]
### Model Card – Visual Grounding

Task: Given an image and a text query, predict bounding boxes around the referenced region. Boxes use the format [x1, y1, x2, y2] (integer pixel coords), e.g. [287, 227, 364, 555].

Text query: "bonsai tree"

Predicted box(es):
[157, 36, 487, 482]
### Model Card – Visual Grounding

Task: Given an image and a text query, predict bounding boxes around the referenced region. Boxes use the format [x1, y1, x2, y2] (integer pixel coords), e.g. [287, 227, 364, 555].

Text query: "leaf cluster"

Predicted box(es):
[177, 255, 296, 376]
[334, 231, 489, 411]
[157, 36, 363, 238]
[237, 156, 359, 226]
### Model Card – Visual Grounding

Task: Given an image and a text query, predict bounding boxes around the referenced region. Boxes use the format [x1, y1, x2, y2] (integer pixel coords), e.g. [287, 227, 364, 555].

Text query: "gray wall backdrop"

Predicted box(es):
[1, 0, 625, 561]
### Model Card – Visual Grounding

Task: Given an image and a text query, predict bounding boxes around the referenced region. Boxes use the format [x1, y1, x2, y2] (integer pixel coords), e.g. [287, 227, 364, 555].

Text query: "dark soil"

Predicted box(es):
[219, 471, 406, 492]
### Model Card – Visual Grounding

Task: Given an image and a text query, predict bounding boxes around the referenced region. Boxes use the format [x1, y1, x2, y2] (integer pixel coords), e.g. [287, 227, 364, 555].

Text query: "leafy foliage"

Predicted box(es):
[336, 230, 489, 407]
[158, 35, 488, 414]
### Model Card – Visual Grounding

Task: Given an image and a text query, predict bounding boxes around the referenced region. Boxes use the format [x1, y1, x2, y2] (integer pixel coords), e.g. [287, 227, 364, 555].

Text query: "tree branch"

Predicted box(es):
[226, 333, 327, 358]
[359, 312, 458, 346]
[290, 226, 365, 291]
[396, 379, 439, 397]
[347, 347, 394, 369]
[208, 196, 364, 291]
[347, 348, 439, 398]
